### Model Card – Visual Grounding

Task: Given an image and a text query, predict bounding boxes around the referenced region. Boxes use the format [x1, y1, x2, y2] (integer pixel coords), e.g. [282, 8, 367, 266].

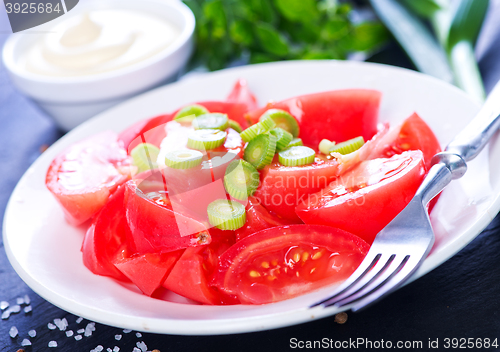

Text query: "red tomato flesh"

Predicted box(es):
[245, 89, 381, 148]
[226, 78, 259, 111]
[114, 250, 184, 296]
[235, 196, 298, 241]
[46, 131, 131, 226]
[81, 184, 133, 282]
[296, 150, 426, 244]
[215, 224, 369, 304]
[124, 176, 212, 254]
[163, 229, 239, 305]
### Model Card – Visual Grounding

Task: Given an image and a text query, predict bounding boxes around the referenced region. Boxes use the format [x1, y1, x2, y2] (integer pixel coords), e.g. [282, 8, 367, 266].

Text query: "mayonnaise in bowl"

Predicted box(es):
[24, 10, 181, 77]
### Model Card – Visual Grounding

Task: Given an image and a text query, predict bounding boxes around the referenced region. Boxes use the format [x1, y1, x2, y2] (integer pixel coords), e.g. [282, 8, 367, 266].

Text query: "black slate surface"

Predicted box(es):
[1, 3, 500, 352]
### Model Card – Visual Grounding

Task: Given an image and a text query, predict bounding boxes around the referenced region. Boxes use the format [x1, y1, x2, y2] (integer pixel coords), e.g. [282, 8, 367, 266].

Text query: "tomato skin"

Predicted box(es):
[235, 196, 297, 241]
[46, 131, 131, 226]
[253, 154, 342, 222]
[124, 179, 212, 254]
[114, 250, 184, 296]
[81, 184, 133, 282]
[369, 113, 441, 170]
[296, 150, 426, 244]
[214, 224, 369, 304]
[163, 229, 239, 305]
[246, 89, 381, 148]
[226, 78, 259, 111]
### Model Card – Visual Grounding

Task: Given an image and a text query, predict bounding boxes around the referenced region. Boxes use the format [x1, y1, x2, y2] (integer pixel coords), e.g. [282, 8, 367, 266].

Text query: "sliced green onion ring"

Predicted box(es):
[131, 143, 161, 173]
[244, 133, 277, 169]
[228, 119, 243, 133]
[240, 119, 276, 143]
[165, 149, 204, 169]
[224, 159, 260, 200]
[187, 129, 227, 151]
[270, 127, 293, 151]
[329, 136, 365, 155]
[193, 113, 229, 131]
[207, 199, 246, 230]
[279, 146, 315, 167]
[174, 104, 210, 120]
[259, 109, 300, 137]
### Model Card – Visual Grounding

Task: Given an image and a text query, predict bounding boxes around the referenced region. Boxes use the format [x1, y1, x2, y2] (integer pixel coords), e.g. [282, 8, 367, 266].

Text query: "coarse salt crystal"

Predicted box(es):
[28, 329, 36, 338]
[9, 326, 18, 338]
[10, 305, 21, 313]
[95, 345, 104, 352]
[115, 334, 122, 341]
[113, 347, 120, 352]
[1, 301, 9, 310]
[107, 348, 112, 352]
[133, 348, 141, 352]
[136, 341, 147, 352]
[123, 329, 132, 333]
[23, 295, 30, 305]
[16, 297, 24, 305]
[24, 306, 32, 314]
[136, 332, 142, 338]
[48, 323, 57, 330]
[54, 317, 68, 331]
[85, 322, 96, 336]
[48, 340, 58, 347]
[66, 330, 74, 337]
[77, 328, 85, 334]
[76, 316, 84, 324]
[2, 310, 10, 319]
[75, 335, 83, 341]
[21, 338, 32, 346]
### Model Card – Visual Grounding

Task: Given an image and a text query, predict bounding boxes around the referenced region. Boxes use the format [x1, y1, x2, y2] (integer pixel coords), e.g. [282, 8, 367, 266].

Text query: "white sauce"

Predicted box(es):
[25, 10, 180, 77]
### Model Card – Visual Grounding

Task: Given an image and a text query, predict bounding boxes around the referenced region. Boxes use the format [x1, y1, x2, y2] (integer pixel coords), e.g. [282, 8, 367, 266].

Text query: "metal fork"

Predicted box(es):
[312, 80, 500, 311]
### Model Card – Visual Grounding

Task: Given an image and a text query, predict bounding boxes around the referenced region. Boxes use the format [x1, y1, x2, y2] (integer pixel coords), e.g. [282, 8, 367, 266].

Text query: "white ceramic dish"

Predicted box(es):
[4, 60, 498, 335]
[2, 0, 194, 130]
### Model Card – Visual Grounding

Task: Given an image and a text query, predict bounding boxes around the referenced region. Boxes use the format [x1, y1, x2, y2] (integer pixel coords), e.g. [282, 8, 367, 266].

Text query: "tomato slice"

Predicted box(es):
[235, 196, 297, 241]
[46, 131, 132, 226]
[163, 229, 239, 305]
[296, 150, 426, 244]
[245, 89, 381, 148]
[124, 175, 212, 254]
[81, 184, 133, 282]
[214, 224, 369, 304]
[114, 250, 184, 296]
[226, 78, 259, 111]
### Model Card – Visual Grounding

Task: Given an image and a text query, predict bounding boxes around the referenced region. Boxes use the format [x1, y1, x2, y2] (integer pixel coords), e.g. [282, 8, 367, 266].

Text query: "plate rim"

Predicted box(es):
[4, 59, 494, 335]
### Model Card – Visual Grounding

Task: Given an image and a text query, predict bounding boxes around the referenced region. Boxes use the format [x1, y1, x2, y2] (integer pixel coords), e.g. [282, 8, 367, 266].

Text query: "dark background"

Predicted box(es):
[2, 1, 500, 351]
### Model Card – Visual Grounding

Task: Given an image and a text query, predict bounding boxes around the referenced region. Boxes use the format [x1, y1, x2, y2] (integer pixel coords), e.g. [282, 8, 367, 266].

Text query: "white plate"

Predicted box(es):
[4, 61, 499, 335]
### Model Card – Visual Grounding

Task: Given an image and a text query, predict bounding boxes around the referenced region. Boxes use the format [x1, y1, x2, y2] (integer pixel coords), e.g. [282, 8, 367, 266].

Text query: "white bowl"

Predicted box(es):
[2, 0, 195, 131]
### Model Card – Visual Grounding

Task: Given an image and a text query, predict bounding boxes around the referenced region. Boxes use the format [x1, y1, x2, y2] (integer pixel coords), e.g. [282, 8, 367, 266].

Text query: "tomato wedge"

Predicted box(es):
[296, 150, 426, 244]
[214, 224, 369, 304]
[114, 250, 184, 296]
[81, 184, 133, 282]
[163, 229, 239, 305]
[246, 89, 381, 148]
[124, 175, 212, 254]
[366, 112, 441, 170]
[226, 78, 259, 111]
[235, 196, 298, 241]
[46, 131, 132, 226]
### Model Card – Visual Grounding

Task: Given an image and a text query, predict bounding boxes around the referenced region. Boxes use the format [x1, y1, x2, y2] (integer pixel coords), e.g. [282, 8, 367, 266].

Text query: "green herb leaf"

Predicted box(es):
[255, 22, 289, 56]
[230, 20, 254, 46]
[274, 0, 319, 23]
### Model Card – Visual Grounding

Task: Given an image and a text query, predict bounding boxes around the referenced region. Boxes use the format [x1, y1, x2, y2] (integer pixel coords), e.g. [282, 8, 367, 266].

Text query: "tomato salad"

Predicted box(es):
[45, 79, 441, 305]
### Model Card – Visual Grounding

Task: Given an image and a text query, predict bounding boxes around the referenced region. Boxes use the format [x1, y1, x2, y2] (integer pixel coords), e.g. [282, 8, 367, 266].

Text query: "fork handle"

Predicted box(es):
[446, 81, 500, 162]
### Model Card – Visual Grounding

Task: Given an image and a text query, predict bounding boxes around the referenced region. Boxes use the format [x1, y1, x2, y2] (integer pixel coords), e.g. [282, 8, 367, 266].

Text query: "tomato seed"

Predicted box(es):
[293, 252, 301, 263]
[302, 252, 309, 262]
[312, 251, 323, 260]
[261, 262, 269, 268]
[249, 271, 261, 278]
